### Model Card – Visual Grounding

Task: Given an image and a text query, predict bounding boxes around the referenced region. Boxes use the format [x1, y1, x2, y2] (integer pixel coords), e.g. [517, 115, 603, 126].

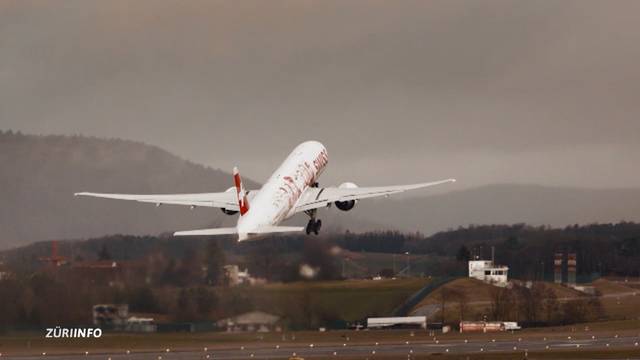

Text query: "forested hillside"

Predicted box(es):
[0, 131, 259, 248]
[4, 222, 639, 280]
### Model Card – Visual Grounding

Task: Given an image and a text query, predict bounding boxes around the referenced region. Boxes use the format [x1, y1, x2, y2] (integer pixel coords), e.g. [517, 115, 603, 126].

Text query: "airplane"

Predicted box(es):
[75, 141, 455, 241]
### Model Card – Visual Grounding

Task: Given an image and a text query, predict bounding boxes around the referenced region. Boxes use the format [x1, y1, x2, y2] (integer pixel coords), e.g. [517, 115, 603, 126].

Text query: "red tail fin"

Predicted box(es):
[233, 166, 250, 216]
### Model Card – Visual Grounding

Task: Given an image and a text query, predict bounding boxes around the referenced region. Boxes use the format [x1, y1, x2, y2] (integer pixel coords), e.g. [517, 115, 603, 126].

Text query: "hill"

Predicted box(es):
[0, 131, 259, 249]
[356, 184, 640, 235]
[0, 131, 386, 249]
[3, 130, 640, 250]
[410, 277, 640, 324]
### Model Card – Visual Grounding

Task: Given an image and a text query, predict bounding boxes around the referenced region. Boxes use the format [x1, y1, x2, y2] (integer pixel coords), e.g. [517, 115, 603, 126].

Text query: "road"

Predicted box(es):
[6, 334, 640, 359]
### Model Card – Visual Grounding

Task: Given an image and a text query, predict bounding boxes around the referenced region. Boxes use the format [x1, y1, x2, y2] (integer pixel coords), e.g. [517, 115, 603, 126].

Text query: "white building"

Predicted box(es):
[367, 316, 426, 329]
[217, 311, 281, 332]
[468, 260, 509, 287]
[126, 317, 156, 332]
[224, 265, 265, 286]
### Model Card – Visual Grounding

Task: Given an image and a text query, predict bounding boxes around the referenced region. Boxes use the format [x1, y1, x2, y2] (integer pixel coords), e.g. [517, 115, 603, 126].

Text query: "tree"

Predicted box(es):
[194, 287, 218, 318]
[543, 287, 560, 324]
[525, 283, 547, 322]
[204, 241, 226, 286]
[437, 286, 451, 324]
[98, 244, 112, 260]
[174, 287, 197, 321]
[504, 236, 521, 250]
[302, 239, 340, 281]
[379, 268, 395, 278]
[128, 286, 158, 313]
[450, 288, 469, 321]
[489, 286, 514, 321]
[512, 283, 545, 323]
[0, 280, 22, 331]
[456, 245, 471, 262]
[246, 242, 282, 281]
[586, 294, 605, 321]
[562, 299, 589, 324]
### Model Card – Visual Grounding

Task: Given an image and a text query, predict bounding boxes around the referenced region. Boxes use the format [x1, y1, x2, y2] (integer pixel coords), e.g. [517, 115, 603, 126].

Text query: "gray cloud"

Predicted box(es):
[2, 0, 639, 188]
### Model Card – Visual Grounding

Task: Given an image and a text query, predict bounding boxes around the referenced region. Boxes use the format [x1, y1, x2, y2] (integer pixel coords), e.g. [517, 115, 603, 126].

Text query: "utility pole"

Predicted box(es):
[405, 252, 410, 277]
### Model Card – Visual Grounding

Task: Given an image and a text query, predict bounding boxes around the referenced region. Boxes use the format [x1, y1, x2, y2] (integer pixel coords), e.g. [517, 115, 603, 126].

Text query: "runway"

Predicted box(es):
[7, 334, 640, 359]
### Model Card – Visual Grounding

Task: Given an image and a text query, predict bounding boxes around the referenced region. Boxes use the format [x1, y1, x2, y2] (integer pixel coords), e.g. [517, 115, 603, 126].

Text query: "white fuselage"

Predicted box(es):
[236, 141, 328, 240]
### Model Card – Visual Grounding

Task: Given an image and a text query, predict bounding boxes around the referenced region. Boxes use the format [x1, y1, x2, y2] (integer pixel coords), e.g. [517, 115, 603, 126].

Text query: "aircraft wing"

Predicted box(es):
[74, 190, 244, 210]
[294, 178, 456, 213]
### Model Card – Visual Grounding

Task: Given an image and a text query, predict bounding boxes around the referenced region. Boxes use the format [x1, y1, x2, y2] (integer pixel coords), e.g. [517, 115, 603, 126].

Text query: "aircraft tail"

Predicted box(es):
[233, 166, 250, 215]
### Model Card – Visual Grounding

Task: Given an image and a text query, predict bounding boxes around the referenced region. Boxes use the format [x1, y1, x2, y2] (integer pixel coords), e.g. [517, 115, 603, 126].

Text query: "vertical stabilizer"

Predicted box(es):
[233, 166, 250, 215]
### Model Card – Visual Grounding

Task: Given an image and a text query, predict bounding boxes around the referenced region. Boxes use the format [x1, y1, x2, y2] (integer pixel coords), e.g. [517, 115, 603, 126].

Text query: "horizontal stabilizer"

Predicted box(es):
[249, 226, 304, 234]
[173, 227, 238, 236]
[173, 226, 304, 237]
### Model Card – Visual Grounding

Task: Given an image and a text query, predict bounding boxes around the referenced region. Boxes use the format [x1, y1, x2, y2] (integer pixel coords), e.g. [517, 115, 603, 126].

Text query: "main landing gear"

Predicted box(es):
[304, 209, 322, 235]
[306, 218, 322, 235]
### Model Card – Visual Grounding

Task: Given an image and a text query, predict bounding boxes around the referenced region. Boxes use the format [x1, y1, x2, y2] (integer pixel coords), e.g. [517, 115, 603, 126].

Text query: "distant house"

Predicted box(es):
[126, 316, 157, 333]
[93, 304, 129, 328]
[217, 311, 281, 332]
[0, 261, 12, 280]
[468, 260, 509, 287]
[224, 265, 265, 286]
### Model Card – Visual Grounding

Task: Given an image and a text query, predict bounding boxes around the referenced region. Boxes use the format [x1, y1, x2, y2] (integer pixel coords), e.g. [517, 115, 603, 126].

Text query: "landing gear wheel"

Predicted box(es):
[306, 219, 322, 235]
[306, 219, 314, 235]
[313, 219, 322, 235]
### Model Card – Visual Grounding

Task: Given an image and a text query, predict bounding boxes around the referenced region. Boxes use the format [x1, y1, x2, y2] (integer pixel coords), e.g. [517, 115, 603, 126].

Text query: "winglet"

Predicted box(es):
[233, 166, 250, 216]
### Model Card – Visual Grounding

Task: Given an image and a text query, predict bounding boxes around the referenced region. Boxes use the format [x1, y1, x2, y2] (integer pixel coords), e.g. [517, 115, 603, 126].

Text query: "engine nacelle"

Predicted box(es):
[221, 186, 239, 215]
[334, 182, 358, 211]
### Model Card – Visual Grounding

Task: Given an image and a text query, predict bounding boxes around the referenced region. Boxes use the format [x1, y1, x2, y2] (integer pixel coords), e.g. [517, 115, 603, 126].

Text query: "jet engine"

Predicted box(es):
[221, 186, 239, 215]
[334, 182, 358, 211]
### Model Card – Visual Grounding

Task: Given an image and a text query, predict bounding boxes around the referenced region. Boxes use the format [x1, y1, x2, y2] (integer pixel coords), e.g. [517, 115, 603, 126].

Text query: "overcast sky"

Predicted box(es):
[2, 0, 639, 189]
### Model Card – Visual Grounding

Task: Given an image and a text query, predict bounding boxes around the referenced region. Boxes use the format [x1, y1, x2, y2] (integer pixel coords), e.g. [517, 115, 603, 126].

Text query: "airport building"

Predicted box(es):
[125, 316, 156, 333]
[217, 311, 281, 332]
[93, 304, 129, 328]
[468, 260, 509, 287]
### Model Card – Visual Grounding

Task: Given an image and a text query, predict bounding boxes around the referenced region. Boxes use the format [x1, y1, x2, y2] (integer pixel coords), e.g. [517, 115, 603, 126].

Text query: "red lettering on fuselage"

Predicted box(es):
[313, 149, 328, 171]
[272, 147, 328, 222]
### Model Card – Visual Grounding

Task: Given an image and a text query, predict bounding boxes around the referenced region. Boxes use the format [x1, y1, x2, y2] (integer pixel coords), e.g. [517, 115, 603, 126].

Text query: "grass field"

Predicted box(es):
[239, 278, 431, 323]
